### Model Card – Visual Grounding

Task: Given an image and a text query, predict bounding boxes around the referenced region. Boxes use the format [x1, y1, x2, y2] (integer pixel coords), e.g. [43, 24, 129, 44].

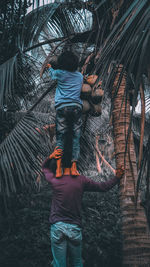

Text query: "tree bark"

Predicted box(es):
[112, 65, 150, 266]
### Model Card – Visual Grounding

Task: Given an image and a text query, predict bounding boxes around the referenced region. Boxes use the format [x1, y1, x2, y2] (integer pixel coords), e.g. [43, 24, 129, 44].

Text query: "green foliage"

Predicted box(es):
[0, 1, 31, 64]
[82, 169, 122, 267]
[82, 191, 122, 267]
[0, 183, 52, 267]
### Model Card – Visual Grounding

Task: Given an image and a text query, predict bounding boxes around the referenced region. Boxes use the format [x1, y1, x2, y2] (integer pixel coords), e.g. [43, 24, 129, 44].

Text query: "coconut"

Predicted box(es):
[91, 88, 104, 104]
[81, 83, 92, 100]
[90, 103, 102, 117]
[86, 75, 98, 85]
[82, 100, 91, 114]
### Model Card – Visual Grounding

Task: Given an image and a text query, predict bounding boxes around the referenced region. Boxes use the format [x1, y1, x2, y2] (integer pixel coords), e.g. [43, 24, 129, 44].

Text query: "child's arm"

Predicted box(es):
[42, 147, 62, 182]
[46, 64, 59, 80]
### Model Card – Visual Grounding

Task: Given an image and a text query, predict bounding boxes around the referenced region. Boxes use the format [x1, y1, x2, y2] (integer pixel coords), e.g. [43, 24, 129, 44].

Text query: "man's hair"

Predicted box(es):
[44, 158, 57, 174]
[57, 51, 79, 72]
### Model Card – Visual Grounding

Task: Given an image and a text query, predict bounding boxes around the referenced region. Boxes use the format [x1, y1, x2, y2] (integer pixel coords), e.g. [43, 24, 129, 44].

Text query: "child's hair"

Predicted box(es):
[57, 51, 79, 72]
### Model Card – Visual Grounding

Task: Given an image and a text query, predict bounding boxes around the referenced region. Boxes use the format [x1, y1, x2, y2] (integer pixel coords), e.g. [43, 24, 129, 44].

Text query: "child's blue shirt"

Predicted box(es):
[48, 67, 83, 108]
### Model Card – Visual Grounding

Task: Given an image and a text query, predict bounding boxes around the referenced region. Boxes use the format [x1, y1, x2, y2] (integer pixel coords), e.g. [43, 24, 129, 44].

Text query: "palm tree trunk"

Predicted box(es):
[112, 65, 150, 266]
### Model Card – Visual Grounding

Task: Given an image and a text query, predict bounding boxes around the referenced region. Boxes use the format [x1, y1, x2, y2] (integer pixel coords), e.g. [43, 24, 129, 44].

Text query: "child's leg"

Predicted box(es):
[55, 108, 68, 177]
[56, 108, 68, 150]
[71, 107, 82, 175]
[72, 107, 82, 161]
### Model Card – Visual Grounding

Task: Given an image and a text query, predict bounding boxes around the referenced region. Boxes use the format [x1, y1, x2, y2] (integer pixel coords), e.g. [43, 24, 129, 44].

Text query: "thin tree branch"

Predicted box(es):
[138, 83, 145, 169]
[40, 37, 69, 78]
[95, 135, 101, 173]
[23, 30, 93, 53]
[95, 135, 116, 174]
[29, 81, 57, 112]
[81, 52, 94, 75]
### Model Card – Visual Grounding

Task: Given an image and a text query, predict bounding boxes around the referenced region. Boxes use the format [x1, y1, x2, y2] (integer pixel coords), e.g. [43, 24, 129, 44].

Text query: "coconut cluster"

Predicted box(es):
[81, 75, 104, 117]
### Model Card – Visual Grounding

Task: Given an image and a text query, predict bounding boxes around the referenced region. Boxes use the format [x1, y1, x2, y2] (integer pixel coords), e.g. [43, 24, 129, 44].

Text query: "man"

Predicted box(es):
[42, 148, 124, 267]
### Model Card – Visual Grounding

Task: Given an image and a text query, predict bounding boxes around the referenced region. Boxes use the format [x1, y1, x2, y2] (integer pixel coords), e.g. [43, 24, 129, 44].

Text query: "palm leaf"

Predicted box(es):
[23, 3, 61, 50]
[0, 52, 43, 109]
[96, 0, 150, 89]
[23, 2, 93, 53]
[0, 55, 18, 107]
[0, 111, 53, 195]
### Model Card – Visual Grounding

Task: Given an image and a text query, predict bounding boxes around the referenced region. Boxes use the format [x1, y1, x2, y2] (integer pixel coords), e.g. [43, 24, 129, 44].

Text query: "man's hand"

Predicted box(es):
[115, 167, 125, 179]
[49, 147, 63, 159]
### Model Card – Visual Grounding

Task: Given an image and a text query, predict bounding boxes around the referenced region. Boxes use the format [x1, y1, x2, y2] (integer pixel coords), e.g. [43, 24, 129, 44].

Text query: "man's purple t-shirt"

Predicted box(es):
[42, 158, 119, 227]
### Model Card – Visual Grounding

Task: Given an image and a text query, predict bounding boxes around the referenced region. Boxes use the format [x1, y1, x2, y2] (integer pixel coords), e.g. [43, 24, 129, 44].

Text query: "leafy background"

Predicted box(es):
[0, 0, 150, 266]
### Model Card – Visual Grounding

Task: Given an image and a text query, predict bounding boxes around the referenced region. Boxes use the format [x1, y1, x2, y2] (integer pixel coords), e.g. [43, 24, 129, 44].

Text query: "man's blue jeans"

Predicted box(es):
[50, 222, 83, 267]
[56, 106, 82, 161]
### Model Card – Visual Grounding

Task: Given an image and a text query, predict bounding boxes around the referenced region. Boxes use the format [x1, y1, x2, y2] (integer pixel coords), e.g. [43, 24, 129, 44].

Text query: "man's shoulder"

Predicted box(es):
[78, 174, 87, 181]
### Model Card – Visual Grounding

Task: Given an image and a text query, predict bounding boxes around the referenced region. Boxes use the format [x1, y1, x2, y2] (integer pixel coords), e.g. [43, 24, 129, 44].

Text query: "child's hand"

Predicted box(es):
[115, 167, 125, 179]
[45, 63, 51, 69]
[40, 63, 52, 78]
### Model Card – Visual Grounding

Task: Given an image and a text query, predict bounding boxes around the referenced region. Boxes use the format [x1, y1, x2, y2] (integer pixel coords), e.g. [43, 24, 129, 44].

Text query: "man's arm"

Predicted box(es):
[42, 147, 62, 182]
[82, 168, 124, 192]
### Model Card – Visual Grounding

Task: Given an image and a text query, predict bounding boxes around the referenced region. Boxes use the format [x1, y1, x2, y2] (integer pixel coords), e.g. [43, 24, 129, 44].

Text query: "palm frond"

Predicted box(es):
[0, 55, 18, 107]
[100, 0, 149, 80]
[0, 111, 53, 195]
[23, 3, 61, 50]
[23, 2, 93, 53]
[145, 95, 150, 114]
[0, 52, 43, 110]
